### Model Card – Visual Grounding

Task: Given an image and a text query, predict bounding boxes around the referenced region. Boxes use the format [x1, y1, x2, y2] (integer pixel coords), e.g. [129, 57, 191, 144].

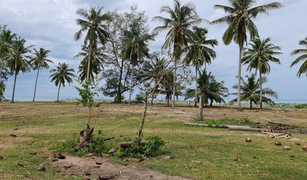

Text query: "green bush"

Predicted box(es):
[114, 136, 165, 158]
[295, 104, 307, 109]
[135, 94, 144, 101]
[114, 95, 125, 103]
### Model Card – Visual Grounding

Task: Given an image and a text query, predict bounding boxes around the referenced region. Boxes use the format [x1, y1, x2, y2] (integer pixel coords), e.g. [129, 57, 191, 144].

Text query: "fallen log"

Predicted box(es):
[228, 126, 265, 131]
[100, 137, 115, 141]
[74, 124, 94, 151]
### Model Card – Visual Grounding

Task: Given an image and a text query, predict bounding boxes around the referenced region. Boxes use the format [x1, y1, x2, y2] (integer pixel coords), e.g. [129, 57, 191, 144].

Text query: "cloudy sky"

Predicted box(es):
[1, 0, 306, 102]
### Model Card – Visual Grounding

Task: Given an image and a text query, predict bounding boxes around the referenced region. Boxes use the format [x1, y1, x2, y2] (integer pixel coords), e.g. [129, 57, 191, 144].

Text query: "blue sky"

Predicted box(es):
[1, 0, 307, 102]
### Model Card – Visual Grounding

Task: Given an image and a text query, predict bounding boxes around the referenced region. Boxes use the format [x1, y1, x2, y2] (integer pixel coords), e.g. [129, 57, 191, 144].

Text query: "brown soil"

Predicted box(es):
[51, 155, 190, 180]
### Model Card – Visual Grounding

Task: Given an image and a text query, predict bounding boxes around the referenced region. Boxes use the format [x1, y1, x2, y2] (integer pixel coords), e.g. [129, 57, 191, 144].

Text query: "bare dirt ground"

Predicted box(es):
[51, 155, 191, 180]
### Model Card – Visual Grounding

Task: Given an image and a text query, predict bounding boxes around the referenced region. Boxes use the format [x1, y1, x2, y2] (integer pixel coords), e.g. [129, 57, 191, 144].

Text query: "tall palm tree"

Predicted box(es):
[290, 37, 307, 77]
[0, 27, 16, 81]
[242, 37, 281, 109]
[5, 37, 33, 103]
[74, 7, 110, 82]
[211, 0, 282, 110]
[185, 27, 218, 107]
[74, 45, 105, 82]
[153, 0, 202, 108]
[49, 63, 76, 102]
[122, 20, 153, 106]
[231, 74, 277, 109]
[29, 47, 53, 102]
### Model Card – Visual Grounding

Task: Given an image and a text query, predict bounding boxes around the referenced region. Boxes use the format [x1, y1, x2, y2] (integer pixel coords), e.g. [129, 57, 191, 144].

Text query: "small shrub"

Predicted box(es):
[114, 95, 125, 103]
[295, 104, 307, 109]
[114, 136, 165, 158]
[135, 94, 144, 101]
[215, 122, 221, 128]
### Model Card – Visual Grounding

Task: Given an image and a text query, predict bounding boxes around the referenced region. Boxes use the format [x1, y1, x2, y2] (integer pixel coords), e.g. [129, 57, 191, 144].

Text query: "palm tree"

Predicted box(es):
[49, 63, 76, 102]
[153, 0, 202, 108]
[197, 70, 211, 121]
[5, 37, 33, 103]
[74, 7, 110, 82]
[74, 45, 105, 82]
[211, 0, 282, 110]
[242, 37, 281, 109]
[231, 74, 278, 109]
[0, 27, 16, 81]
[290, 37, 307, 77]
[207, 76, 229, 106]
[29, 47, 53, 102]
[185, 27, 218, 107]
[122, 20, 153, 106]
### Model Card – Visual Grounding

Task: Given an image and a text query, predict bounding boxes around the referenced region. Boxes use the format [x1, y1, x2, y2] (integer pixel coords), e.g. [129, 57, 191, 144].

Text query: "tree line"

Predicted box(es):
[0, 0, 306, 114]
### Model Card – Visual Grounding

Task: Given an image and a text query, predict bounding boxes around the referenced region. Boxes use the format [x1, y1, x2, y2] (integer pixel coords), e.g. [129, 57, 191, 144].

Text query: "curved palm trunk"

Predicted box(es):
[136, 95, 148, 144]
[237, 45, 243, 110]
[194, 63, 198, 108]
[172, 57, 177, 109]
[32, 69, 40, 102]
[57, 83, 61, 102]
[129, 63, 134, 106]
[11, 72, 18, 103]
[198, 94, 203, 121]
[259, 70, 263, 110]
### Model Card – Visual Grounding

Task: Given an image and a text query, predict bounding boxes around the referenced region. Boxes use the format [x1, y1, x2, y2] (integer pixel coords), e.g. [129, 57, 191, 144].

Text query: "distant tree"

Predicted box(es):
[29, 47, 53, 102]
[211, 0, 283, 110]
[185, 27, 217, 107]
[242, 37, 282, 109]
[153, 0, 202, 108]
[5, 37, 33, 103]
[122, 16, 154, 106]
[231, 74, 278, 109]
[49, 63, 76, 102]
[74, 7, 110, 82]
[74, 45, 105, 82]
[290, 37, 307, 77]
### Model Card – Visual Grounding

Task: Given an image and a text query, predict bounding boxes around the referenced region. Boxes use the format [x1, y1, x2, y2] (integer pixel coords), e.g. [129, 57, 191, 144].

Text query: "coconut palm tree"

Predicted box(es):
[0, 27, 16, 81]
[74, 7, 110, 82]
[29, 47, 53, 102]
[211, 0, 282, 110]
[153, 0, 202, 108]
[74, 45, 105, 82]
[197, 70, 211, 121]
[231, 74, 278, 109]
[242, 37, 282, 109]
[5, 37, 33, 103]
[290, 37, 307, 77]
[122, 20, 153, 106]
[49, 63, 76, 102]
[185, 27, 218, 107]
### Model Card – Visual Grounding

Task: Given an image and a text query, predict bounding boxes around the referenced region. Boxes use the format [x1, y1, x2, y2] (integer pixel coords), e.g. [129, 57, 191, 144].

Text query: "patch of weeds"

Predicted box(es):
[114, 136, 165, 158]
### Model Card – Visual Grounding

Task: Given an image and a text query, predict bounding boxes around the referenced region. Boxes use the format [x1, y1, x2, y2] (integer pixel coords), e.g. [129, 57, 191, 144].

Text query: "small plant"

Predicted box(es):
[215, 122, 221, 128]
[114, 136, 165, 158]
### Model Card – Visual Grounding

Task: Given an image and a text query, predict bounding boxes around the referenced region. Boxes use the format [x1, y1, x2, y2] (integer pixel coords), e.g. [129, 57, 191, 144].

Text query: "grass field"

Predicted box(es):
[0, 102, 307, 180]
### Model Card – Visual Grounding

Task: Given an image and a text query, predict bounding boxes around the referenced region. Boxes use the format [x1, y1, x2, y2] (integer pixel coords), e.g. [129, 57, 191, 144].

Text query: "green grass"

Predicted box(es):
[0, 102, 307, 180]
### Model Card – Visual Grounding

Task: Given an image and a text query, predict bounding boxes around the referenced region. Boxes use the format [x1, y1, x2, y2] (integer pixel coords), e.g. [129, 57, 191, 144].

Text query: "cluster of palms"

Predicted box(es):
[1, 0, 307, 117]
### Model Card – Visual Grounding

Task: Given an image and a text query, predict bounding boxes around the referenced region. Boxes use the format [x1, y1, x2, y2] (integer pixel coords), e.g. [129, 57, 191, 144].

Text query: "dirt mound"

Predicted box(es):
[51, 155, 190, 180]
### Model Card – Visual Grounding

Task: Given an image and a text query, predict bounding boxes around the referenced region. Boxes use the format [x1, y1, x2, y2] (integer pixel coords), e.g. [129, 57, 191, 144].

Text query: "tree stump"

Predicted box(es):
[74, 124, 94, 151]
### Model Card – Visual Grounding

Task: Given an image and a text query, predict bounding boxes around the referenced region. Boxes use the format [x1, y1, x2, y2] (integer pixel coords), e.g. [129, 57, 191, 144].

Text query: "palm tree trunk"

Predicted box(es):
[0, 60, 3, 80]
[237, 45, 243, 110]
[136, 95, 148, 144]
[259, 70, 263, 110]
[11, 72, 17, 103]
[167, 95, 170, 107]
[151, 94, 154, 105]
[129, 63, 134, 106]
[117, 61, 124, 103]
[87, 42, 92, 82]
[210, 99, 213, 107]
[194, 63, 198, 108]
[57, 83, 61, 102]
[198, 94, 203, 121]
[172, 57, 177, 109]
[32, 69, 40, 102]
[250, 99, 252, 109]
